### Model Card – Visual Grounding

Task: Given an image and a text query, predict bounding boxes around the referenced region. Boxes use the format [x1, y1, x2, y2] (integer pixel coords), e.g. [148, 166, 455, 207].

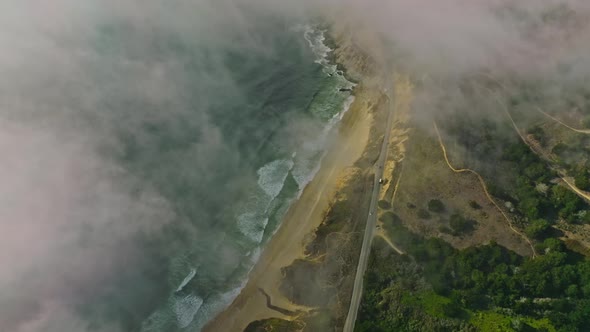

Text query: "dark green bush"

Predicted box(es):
[428, 199, 445, 213]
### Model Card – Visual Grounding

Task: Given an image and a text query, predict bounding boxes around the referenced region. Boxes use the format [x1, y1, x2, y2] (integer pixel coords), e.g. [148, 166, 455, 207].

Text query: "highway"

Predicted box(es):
[342, 81, 396, 332]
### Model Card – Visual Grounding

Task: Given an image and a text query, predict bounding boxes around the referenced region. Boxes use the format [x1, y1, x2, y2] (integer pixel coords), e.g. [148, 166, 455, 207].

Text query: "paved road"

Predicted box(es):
[343, 82, 396, 332]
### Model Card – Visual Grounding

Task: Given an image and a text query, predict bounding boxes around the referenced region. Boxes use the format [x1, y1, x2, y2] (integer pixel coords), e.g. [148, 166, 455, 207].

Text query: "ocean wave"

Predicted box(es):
[295, 23, 348, 81]
[188, 283, 246, 331]
[174, 294, 203, 328]
[295, 23, 356, 93]
[140, 22, 359, 332]
[248, 247, 262, 264]
[292, 151, 322, 189]
[175, 268, 197, 292]
[237, 212, 269, 244]
[257, 159, 294, 200]
[305, 29, 332, 67]
[292, 95, 355, 190]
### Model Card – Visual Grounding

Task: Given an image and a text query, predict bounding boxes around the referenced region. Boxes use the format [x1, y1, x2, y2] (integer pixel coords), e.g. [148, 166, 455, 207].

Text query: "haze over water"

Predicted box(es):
[0, 5, 353, 331]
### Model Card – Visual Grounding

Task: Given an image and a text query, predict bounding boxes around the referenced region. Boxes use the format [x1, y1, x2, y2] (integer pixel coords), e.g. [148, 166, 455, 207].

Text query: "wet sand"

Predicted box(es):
[203, 87, 373, 332]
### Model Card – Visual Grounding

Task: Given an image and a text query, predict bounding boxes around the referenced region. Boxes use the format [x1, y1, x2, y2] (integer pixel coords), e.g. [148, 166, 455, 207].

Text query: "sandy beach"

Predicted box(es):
[203, 85, 373, 332]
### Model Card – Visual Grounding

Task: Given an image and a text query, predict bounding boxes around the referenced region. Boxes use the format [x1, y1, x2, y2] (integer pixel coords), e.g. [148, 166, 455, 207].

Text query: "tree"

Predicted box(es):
[550, 185, 584, 222]
[449, 213, 475, 234]
[519, 197, 541, 220]
[525, 219, 551, 239]
[524, 162, 549, 182]
[574, 171, 590, 191]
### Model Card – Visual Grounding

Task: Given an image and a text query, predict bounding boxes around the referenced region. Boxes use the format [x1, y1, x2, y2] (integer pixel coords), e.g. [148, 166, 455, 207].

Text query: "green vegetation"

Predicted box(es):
[573, 168, 590, 191]
[379, 200, 392, 210]
[550, 186, 585, 223]
[524, 219, 551, 240]
[449, 213, 476, 235]
[428, 199, 445, 213]
[552, 142, 568, 156]
[528, 126, 546, 146]
[358, 214, 590, 332]
[470, 311, 555, 332]
[500, 141, 588, 224]
[245, 318, 305, 332]
[443, 102, 589, 225]
[359, 78, 590, 331]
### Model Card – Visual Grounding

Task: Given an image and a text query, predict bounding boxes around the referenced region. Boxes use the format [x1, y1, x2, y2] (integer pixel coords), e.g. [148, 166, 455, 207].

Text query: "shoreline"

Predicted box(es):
[202, 82, 373, 332]
[203, 19, 386, 331]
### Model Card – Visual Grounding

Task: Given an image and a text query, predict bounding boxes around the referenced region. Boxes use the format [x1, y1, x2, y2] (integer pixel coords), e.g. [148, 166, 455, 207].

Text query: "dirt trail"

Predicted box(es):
[476, 84, 590, 204]
[499, 98, 590, 203]
[537, 107, 590, 134]
[375, 229, 404, 254]
[561, 176, 590, 202]
[433, 122, 538, 258]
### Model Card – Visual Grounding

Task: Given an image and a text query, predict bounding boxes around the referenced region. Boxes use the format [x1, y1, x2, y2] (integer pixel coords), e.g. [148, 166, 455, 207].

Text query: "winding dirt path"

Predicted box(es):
[433, 122, 538, 258]
[474, 84, 590, 204]
[537, 107, 590, 134]
[375, 229, 404, 254]
[561, 176, 590, 202]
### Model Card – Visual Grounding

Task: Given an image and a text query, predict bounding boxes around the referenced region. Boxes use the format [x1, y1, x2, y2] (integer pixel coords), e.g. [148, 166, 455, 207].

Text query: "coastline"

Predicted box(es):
[202, 19, 386, 331]
[203, 82, 373, 332]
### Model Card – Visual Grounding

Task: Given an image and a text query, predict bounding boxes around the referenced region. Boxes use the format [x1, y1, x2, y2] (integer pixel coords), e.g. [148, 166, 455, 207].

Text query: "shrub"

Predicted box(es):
[449, 213, 475, 234]
[378, 200, 392, 210]
[574, 171, 590, 191]
[525, 219, 551, 239]
[380, 211, 401, 225]
[468, 200, 482, 209]
[428, 199, 445, 213]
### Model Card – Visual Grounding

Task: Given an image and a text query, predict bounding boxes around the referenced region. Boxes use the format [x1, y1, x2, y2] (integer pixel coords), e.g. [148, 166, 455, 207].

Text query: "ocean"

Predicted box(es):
[83, 18, 354, 331]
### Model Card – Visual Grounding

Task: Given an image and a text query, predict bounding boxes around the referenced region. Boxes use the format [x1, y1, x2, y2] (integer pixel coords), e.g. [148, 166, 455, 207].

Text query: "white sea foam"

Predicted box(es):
[176, 268, 197, 292]
[297, 24, 332, 69]
[292, 152, 322, 189]
[292, 95, 355, 190]
[257, 159, 294, 200]
[236, 158, 295, 245]
[174, 294, 203, 328]
[144, 22, 359, 332]
[176, 24, 354, 332]
[339, 95, 355, 119]
[248, 247, 262, 264]
[189, 283, 247, 331]
[237, 212, 269, 244]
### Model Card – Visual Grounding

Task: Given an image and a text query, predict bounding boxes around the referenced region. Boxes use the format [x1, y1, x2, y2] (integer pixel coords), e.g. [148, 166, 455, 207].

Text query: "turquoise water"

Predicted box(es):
[77, 18, 353, 331]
